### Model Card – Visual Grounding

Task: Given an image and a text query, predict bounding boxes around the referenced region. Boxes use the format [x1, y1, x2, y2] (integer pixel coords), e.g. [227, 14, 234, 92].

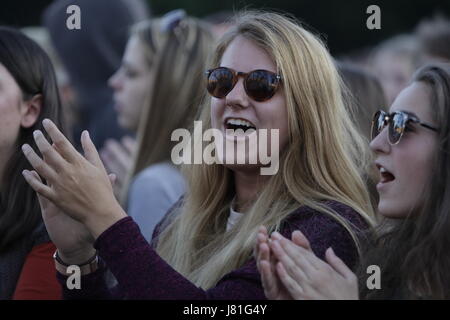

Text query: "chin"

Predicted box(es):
[377, 202, 409, 219]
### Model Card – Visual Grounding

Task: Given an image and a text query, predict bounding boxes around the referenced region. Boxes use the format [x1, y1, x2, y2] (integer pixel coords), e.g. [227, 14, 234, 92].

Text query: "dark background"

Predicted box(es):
[1, 0, 449, 55]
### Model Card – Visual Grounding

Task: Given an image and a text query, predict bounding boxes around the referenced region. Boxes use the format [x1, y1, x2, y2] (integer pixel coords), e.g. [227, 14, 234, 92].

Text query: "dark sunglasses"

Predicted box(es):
[205, 67, 282, 102]
[371, 110, 439, 145]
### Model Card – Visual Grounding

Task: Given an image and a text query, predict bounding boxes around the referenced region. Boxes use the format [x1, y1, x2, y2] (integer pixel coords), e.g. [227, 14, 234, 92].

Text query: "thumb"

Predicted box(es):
[81, 130, 104, 169]
[325, 247, 354, 280]
[291, 230, 312, 251]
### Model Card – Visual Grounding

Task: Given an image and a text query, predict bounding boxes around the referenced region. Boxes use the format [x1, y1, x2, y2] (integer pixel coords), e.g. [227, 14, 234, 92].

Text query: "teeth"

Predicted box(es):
[380, 167, 387, 173]
[227, 118, 255, 128]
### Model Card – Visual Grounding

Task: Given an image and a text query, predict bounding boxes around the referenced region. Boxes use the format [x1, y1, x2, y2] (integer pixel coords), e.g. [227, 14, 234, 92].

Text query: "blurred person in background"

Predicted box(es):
[370, 34, 422, 105]
[203, 10, 235, 39]
[337, 62, 387, 209]
[104, 10, 214, 240]
[416, 14, 450, 64]
[42, 0, 150, 150]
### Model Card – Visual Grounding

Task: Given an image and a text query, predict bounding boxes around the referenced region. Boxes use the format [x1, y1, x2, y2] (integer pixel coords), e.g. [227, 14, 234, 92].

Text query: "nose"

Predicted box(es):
[224, 77, 250, 109]
[369, 125, 390, 155]
[108, 68, 122, 91]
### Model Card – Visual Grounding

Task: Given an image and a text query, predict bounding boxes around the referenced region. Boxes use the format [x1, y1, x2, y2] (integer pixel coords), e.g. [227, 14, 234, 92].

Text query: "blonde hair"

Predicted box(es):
[156, 11, 375, 289]
[121, 17, 214, 202]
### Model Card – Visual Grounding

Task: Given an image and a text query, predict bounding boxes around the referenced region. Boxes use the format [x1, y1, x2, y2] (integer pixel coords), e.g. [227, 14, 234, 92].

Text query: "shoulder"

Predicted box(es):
[283, 200, 368, 233]
[136, 162, 182, 179]
[131, 163, 184, 189]
[280, 200, 369, 269]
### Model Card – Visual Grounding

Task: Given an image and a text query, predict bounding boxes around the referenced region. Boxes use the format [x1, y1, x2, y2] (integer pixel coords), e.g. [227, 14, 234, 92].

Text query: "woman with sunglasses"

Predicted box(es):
[21, 11, 374, 299]
[256, 63, 450, 299]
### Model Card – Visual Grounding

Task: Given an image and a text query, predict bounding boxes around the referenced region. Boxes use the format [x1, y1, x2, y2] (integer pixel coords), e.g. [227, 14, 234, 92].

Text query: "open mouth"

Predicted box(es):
[224, 118, 257, 134]
[377, 165, 395, 184]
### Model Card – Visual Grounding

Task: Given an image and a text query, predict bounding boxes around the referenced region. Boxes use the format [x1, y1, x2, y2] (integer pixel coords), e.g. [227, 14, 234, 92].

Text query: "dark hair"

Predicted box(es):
[0, 27, 64, 252]
[337, 62, 387, 140]
[338, 62, 386, 211]
[359, 63, 450, 299]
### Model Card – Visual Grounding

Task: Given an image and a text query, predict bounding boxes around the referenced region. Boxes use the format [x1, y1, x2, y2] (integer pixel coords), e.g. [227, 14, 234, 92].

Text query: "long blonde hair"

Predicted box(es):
[156, 11, 375, 289]
[121, 17, 214, 202]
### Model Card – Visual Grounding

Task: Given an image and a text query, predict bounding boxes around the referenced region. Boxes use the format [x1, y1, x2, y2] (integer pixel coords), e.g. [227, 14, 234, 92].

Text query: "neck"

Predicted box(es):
[233, 170, 269, 213]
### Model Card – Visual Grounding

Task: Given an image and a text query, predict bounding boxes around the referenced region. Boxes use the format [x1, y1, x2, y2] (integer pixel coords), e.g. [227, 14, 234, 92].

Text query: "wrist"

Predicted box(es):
[58, 247, 96, 265]
[54, 249, 100, 276]
[86, 201, 128, 240]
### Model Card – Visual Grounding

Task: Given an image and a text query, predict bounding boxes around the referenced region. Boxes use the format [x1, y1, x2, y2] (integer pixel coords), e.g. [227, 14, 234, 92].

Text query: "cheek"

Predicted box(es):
[210, 98, 225, 129]
[0, 107, 22, 150]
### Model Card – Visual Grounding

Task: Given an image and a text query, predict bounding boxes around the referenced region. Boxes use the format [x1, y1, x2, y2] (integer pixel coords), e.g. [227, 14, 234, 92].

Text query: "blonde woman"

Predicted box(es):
[102, 11, 214, 240]
[22, 11, 375, 299]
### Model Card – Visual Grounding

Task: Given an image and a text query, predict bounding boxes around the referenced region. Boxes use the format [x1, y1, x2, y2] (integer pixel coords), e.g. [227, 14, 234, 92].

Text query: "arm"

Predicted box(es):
[12, 242, 62, 300]
[65, 217, 266, 300]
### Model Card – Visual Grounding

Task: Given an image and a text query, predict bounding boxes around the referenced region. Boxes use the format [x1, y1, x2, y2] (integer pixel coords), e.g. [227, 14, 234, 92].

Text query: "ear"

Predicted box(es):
[20, 94, 43, 128]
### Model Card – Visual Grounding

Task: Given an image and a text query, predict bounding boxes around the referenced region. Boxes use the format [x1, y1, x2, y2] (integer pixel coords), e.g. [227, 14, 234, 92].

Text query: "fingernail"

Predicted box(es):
[33, 130, 41, 138]
[22, 144, 31, 152]
[22, 169, 29, 176]
[42, 118, 51, 127]
[271, 231, 281, 240]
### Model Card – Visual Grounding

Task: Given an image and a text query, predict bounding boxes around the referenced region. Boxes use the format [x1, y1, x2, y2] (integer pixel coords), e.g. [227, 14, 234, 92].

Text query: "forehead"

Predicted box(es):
[389, 81, 433, 123]
[220, 36, 276, 73]
[123, 36, 148, 66]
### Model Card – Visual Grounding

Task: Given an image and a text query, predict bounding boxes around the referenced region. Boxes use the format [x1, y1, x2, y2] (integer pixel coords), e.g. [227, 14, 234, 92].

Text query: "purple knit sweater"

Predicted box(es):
[57, 200, 368, 299]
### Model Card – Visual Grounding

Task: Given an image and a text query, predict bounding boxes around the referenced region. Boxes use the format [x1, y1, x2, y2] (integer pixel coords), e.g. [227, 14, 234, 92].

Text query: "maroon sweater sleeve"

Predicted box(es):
[60, 201, 367, 299]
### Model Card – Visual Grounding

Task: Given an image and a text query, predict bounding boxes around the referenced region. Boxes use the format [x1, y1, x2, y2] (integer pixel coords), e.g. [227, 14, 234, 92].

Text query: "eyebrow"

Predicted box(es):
[122, 61, 134, 69]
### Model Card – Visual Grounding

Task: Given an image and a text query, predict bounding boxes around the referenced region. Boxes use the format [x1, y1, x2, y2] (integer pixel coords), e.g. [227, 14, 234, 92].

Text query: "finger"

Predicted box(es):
[105, 139, 131, 169]
[121, 136, 136, 154]
[22, 144, 57, 182]
[42, 119, 79, 163]
[81, 130, 105, 169]
[22, 169, 54, 200]
[279, 236, 322, 270]
[30, 171, 50, 210]
[325, 247, 355, 280]
[255, 229, 269, 259]
[33, 130, 67, 171]
[291, 230, 312, 251]
[260, 260, 280, 300]
[271, 239, 310, 285]
[276, 262, 306, 300]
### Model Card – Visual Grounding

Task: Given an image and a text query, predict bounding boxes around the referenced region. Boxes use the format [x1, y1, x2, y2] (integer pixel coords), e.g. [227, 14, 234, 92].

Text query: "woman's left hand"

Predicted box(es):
[269, 231, 359, 300]
[21, 119, 127, 239]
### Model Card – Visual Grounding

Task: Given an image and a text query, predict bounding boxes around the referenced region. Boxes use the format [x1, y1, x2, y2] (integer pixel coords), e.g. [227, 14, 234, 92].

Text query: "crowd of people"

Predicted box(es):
[1, 0, 450, 300]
